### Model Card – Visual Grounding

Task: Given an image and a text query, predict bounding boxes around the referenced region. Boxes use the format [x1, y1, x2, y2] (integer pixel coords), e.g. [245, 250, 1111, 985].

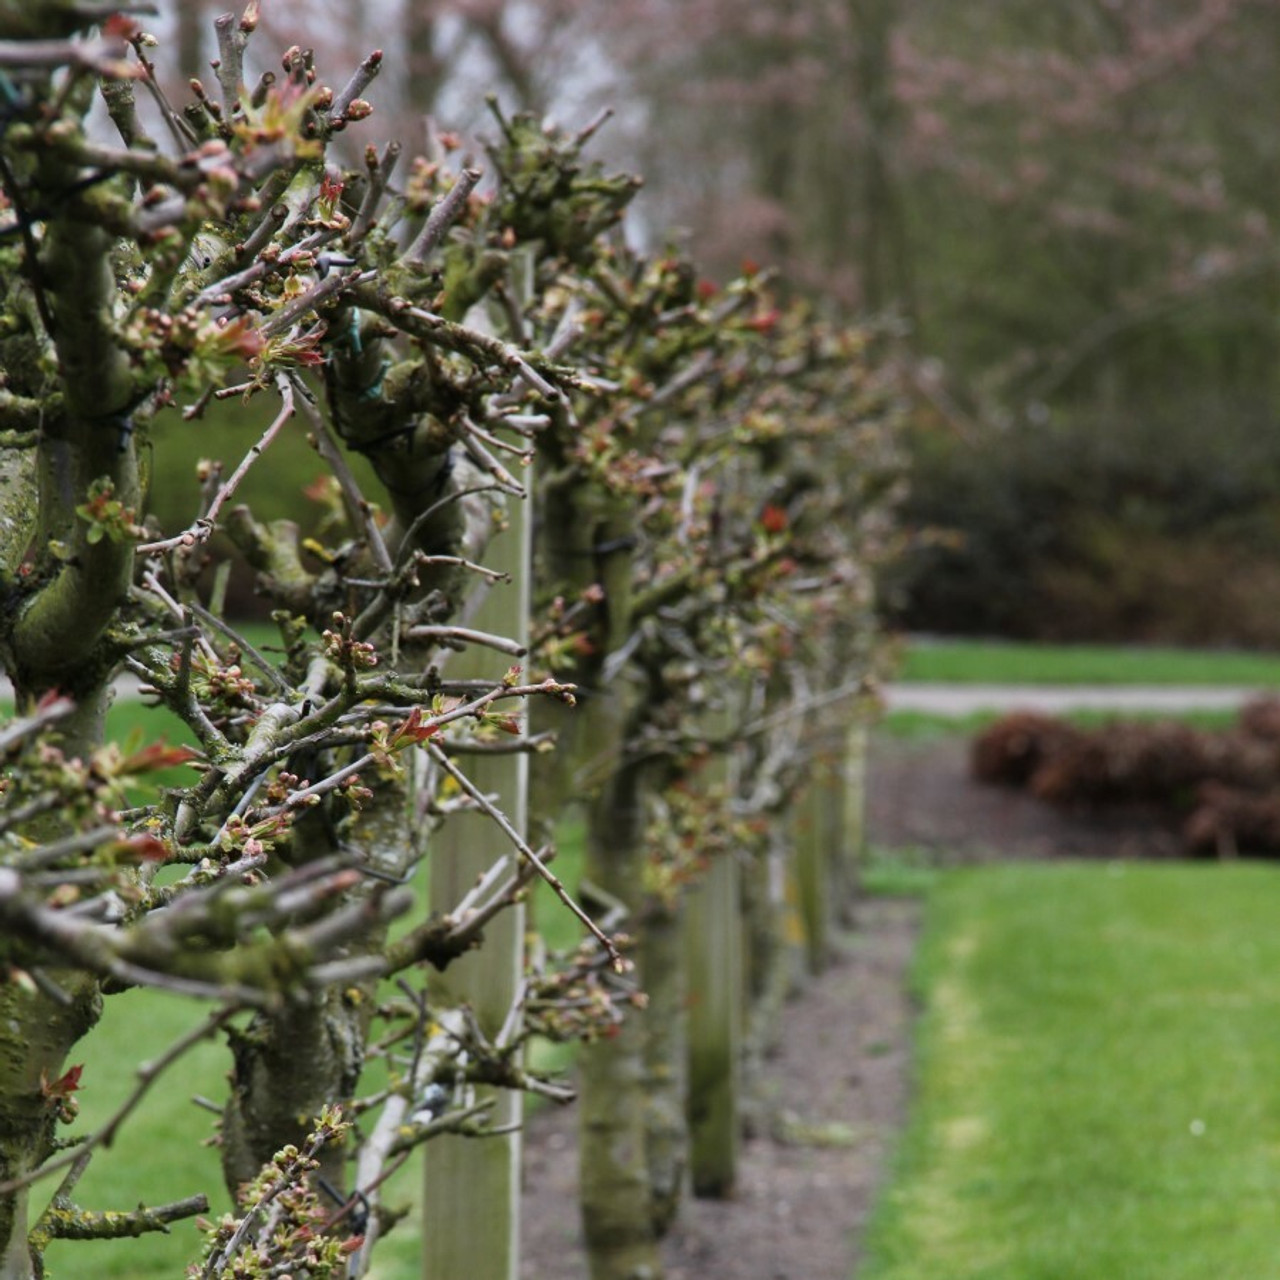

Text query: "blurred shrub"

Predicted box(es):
[888, 397, 1280, 647]
[972, 699, 1280, 856]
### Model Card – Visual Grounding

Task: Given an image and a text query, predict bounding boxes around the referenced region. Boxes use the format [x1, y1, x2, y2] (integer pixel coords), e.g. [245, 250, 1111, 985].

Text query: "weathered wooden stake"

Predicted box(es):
[792, 766, 831, 976]
[422, 491, 530, 1280]
[838, 721, 869, 915]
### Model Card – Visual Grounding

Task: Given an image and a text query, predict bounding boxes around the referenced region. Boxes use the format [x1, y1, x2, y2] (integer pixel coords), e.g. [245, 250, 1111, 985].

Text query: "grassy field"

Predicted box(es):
[897, 638, 1280, 687]
[879, 706, 1241, 742]
[860, 863, 1280, 1280]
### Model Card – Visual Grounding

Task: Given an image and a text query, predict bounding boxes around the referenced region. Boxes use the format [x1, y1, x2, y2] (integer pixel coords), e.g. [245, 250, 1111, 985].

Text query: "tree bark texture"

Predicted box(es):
[639, 896, 686, 1237]
[579, 761, 662, 1280]
[683, 849, 742, 1199]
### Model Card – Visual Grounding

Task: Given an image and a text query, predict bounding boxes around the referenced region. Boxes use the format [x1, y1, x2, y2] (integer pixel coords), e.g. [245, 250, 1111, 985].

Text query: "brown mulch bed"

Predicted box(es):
[518, 728, 1170, 1280]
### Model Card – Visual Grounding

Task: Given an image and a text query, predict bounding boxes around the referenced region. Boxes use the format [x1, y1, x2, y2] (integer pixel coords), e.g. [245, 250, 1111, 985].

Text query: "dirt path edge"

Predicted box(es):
[519, 896, 920, 1280]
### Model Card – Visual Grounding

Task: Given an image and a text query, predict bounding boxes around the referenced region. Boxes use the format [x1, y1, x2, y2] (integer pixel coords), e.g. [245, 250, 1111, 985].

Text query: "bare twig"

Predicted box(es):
[182, 599, 290, 695]
[213, 10, 249, 113]
[0, 697, 74, 755]
[347, 141, 400, 246]
[351, 285, 564, 401]
[403, 167, 482, 266]
[259, 269, 367, 339]
[136, 380, 295, 555]
[330, 48, 383, 122]
[425, 743, 622, 967]
[404, 624, 526, 657]
[289, 375, 394, 575]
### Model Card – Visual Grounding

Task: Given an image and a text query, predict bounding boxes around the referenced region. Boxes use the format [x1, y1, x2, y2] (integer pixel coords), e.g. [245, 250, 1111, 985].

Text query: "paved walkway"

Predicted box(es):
[883, 683, 1266, 716]
[2, 676, 1268, 718]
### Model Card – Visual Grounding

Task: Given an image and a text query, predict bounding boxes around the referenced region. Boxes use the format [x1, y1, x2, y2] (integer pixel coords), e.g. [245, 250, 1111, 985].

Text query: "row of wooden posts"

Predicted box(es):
[419, 480, 873, 1277]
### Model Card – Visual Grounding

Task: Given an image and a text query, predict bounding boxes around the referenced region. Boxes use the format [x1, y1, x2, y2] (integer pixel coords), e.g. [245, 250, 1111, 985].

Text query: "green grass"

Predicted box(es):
[41, 994, 236, 1278]
[879, 706, 1241, 743]
[861, 845, 946, 897]
[861, 863, 1280, 1280]
[898, 638, 1280, 687]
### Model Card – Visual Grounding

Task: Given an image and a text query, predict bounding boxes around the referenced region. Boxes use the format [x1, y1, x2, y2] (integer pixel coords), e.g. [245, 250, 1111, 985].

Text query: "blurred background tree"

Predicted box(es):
[158, 0, 1280, 646]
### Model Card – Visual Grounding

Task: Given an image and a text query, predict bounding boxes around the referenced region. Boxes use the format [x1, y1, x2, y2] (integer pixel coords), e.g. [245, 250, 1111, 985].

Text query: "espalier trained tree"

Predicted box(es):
[0, 5, 629, 1277]
[0, 5, 901, 1279]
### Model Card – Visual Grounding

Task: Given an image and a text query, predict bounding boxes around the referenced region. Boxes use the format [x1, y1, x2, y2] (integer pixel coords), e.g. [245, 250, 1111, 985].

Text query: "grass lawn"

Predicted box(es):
[879, 707, 1241, 743]
[860, 862, 1280, 1280]
[897, 638, 1280, 687]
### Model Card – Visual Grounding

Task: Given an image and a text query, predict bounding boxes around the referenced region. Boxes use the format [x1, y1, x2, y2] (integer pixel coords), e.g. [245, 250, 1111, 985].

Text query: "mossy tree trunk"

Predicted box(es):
[683, 709, 742, 1198]
[0, 83, 141, 1274]
[579, 759, 662, 1280]
[639, 890, 686, 1237]
[683, 847, 743, 1198]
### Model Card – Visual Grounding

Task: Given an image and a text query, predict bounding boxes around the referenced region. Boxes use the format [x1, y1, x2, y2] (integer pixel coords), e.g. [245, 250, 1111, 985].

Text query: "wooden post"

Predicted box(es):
[792, 767, 831, 976]
[838, 720, 869, 915]
[421, 491, 529, 1280]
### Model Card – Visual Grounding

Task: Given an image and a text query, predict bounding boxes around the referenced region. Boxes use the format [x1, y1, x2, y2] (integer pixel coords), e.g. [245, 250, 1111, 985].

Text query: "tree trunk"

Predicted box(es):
[850, 0, 914, 316]
[579, 761, 662, 1280]
[175, 0, 205, 84]
[683, 848, 742, 1198]
[0, 977, 101, 1280]
[0, 137, 139, 1273]
[639, 895, 686, 1236]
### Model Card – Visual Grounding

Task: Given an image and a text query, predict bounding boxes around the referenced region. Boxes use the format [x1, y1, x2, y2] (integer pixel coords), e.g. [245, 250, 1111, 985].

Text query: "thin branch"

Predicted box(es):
[11, 825, 119, 871]
[468, 417, 534, 459]
[413, 553, 509, 583]
[36, 1192, 209, 1242]
[461, 423, 526, 496]
[213, 10, 248, 113]
[403, 167, 482, 266]
[351, 284, 564, 401]
[404, 624, 526, 657]
[347, 141, 400, 246]
[425, 742, 622, 968]
[129, 36, 197, 150]
[330, 48, 383, 122]
[191, 229, 331, 307]
[259, 269, 367, 339]
[182, 599, 290, 695]
[0, 34, 137, 75]
[575, 106, 614, 145]
[136, 380, 295, 555]
[394, 484, 501, 570]
[290, 376, 394, 576]
[0, 697, 74, 755]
